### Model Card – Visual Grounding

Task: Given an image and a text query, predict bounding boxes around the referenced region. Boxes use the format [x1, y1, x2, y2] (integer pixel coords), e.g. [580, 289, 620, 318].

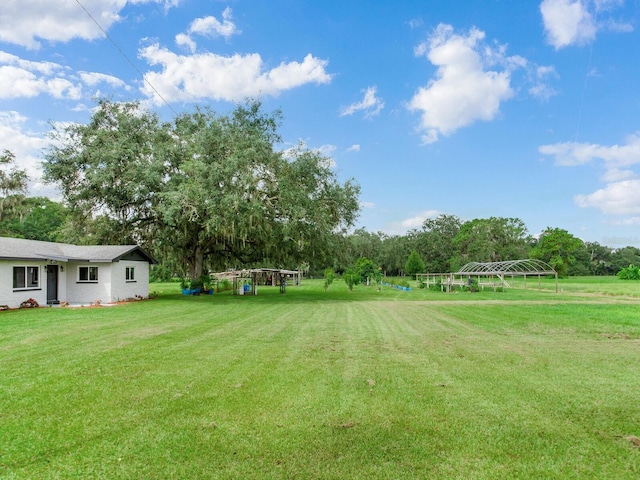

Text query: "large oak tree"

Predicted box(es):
[44, 100, 360, 279]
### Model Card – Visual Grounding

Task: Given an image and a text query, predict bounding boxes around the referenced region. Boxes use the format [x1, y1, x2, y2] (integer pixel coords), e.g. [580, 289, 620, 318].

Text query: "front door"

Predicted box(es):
[46, 265, 59, 304]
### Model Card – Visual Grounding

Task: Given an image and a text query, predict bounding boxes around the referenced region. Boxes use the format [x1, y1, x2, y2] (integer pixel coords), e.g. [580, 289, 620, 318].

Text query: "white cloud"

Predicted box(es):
[139, 44, 332, 103]
[0, 51, 130, 100]
[79, 71, 128, 89]
[340, 86, 384, 118]
[0, 0, 180, 49]
[346, 144, 360, 152]
[540, 0, 632, 49]
[175, 33, 197, 53]
[190, 8, 240, 39]
[574, 179, 640, 215]
[0, 52, 82, 100]
[0, 111, 50, 195]
[407, 24, 515, 144]
[316, 144, 337, 168]
[281, 141, 337, 168]
[540, 0, 596, 49]
[539, 133, 640, 167]
[408, 18, 424, 29]
[382, 209, 442, 235]
[528, 65, 559, 100]
[176, 8, 240, 53]
[600, 168, 636, 182]
[540, 134, 640, 217]
[401, 210, 441, 229]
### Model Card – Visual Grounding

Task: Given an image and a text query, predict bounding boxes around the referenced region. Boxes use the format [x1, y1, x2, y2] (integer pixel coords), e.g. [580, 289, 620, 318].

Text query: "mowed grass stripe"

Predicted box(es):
[1, 285, 639, 478]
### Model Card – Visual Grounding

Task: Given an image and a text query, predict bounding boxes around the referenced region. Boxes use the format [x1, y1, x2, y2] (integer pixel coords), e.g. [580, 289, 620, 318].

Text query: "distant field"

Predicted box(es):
[506, 275, 640, 297]
[1, 278, 639, 478]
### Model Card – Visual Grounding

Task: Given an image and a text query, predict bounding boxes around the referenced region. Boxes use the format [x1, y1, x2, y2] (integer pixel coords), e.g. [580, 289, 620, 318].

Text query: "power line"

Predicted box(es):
[574, 9, 598, 143]
[74, 0, 178, 116]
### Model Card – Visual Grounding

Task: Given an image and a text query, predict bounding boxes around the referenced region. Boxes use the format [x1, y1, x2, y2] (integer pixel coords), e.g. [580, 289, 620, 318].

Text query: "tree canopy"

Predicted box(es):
[43, 99, 360, 279]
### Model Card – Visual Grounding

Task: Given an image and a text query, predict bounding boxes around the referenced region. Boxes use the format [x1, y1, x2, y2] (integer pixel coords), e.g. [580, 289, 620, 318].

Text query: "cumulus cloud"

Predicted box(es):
[540, 0, 632, 49]
[539, 133, 640, 167]
[574, 179, 640, 215]
[340, 86, 384, 118]
[529, 65, 559, 100]
[79, 71, 128, 89]
[400, 210, 441, 229]
[0, 51, 82, 99]
[0, 0, 180, 49]
[139, 44, 332, 103]
[0, 51, 130, 100]
[346, 144, 360, 152]
[407, 24, 517, 144]
[0, 111, 50, 194]
[540, 134, 640, 217]
[190, 8, 240, 39]
[176, 8, 240, 53]
[540, 0, 596, 48]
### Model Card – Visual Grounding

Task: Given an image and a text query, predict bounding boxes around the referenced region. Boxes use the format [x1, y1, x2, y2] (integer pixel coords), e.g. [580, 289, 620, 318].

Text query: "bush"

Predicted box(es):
[465, 278, 479, 293]
[343, 269, 358, 291]
[617, 264, 640, 280]
[323, 268, 335, 292]
[217, 278, 232, 292]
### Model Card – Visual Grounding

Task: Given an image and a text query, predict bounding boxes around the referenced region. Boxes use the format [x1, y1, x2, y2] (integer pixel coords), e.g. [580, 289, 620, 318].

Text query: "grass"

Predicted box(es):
[1, 278, 639, 478]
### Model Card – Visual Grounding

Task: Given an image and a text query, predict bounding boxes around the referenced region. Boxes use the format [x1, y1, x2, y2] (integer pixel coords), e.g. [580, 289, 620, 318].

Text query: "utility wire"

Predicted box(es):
[574, 9, 598, 143]
[74, 0, 178, 116]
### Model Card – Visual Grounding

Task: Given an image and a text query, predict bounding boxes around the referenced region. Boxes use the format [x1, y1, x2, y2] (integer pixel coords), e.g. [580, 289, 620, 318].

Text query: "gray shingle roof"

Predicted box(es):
[0, 237, 155, 263]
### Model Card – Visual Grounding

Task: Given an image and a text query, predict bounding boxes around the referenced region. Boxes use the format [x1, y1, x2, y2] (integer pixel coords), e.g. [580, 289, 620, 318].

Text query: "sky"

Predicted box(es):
[0, 0, 639, 247]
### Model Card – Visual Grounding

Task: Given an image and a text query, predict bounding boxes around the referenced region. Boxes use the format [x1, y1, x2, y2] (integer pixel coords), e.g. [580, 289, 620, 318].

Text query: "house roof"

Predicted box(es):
[0, 237, 156, 264]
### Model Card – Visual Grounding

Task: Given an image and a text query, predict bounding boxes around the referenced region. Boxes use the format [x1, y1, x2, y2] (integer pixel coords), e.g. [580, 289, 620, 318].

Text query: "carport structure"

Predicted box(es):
[212, 268, 301, 295]
[416, 259, 558, 293]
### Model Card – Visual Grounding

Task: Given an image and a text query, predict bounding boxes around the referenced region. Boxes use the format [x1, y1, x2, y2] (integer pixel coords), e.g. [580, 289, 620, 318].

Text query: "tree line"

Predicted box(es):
[1, 101, 639, 280]
[333, 215, 640, 279]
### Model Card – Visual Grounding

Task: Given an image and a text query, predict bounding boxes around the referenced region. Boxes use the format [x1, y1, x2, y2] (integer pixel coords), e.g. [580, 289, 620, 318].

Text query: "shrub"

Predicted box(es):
[217, 278, 232, 292]
[343, 269, 358, 291]
[465, 278, 479, 293]
[617, 264, 640, 280]
[405, 250, 426, 276]
[323, 268, 335, 292]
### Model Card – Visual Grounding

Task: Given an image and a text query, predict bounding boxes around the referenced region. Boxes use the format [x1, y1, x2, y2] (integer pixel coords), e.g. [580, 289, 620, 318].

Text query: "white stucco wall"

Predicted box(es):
[0, 260, 48, 309]
[110, 260, 150, 302]
[1, 259, 151, 308]
[65, 262, 112, 304]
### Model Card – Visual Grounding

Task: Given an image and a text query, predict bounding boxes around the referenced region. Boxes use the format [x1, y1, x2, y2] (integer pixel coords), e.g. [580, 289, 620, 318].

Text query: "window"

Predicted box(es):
[126, 267, 135, 281]
[13, 266, 39, 289]
[78, 266, 98, 282]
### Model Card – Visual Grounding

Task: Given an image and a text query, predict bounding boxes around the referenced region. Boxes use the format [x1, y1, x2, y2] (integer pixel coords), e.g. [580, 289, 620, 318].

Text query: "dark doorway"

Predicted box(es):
[46, 265, 59, 304]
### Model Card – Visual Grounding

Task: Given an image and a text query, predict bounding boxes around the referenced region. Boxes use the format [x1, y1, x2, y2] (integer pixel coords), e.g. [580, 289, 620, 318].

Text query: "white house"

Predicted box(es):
[0, 237, 156, 308]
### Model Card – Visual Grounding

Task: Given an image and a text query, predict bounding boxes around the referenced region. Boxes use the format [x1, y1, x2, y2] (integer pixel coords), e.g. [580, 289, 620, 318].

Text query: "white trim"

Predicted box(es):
[12, 265, 40, 290]
[77, 265, 99, 283]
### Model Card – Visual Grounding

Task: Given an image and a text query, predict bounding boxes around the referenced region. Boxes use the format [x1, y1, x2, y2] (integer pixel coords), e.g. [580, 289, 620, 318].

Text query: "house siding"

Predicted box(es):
[0, 260, 48, 309]
[0, 238, 154, 308]
[111, 260, 150, 302]
[65, 262, 112, 304]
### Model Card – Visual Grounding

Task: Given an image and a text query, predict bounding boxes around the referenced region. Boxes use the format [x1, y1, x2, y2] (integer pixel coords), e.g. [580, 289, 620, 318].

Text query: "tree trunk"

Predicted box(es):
[190, 245, 204, 280]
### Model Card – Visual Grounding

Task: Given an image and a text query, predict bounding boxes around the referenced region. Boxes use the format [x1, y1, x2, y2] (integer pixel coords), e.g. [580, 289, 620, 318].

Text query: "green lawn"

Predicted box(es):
[1, 279, 639, 479]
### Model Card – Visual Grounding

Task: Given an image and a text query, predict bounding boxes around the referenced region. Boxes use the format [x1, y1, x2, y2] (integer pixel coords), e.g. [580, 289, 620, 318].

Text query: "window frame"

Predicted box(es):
[13, 265, 40, 290]
[125, 266, 136, 282]
[78, 265, 99, 283]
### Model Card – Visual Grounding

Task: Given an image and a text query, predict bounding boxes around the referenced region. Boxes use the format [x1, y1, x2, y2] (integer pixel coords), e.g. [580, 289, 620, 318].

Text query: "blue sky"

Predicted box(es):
[1, 0, 639, 247]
